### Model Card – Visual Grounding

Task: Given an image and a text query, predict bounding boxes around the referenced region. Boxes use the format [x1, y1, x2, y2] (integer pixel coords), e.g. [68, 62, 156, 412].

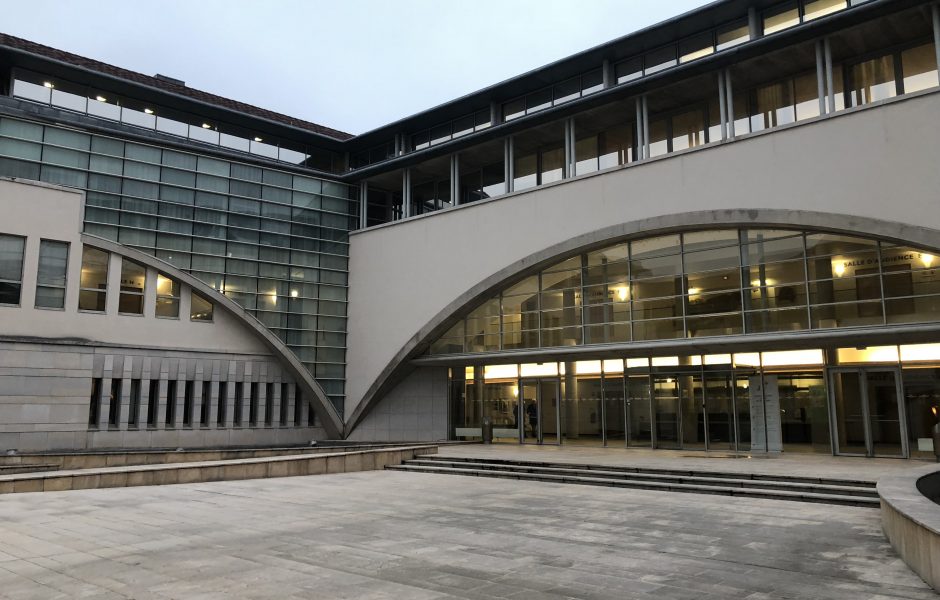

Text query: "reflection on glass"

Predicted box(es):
[850, 55, 897, 107]
[119, 259, 146, 314]
[901, 43, 940, 94]
[156, 274, 180, 318]
[190, 293, 213, 322]
[763, 4, 800, 34]
[79, 246, 109, 312]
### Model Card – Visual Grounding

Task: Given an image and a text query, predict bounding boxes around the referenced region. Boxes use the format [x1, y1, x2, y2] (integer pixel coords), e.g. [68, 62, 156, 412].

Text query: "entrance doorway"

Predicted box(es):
[519, 378, 560, 444]
[830, 368, 907, 457]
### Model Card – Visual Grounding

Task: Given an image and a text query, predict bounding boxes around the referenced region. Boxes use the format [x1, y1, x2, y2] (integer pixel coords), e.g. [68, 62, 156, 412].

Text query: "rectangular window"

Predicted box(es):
[615, 57, 643, 84]
[644, 46, 677, 75]
[279, 382, 289, 426]
[190, 293, 214, 321]
[128, 379, 141, 428]
[294, 388, 303, 425]
[265, 382, 274, 426]
[108, 378, 122, 427]
[182, 380, 194, 427]
[0, 234, 25, 306]
[200, 380, 211, 427]
[234, 381, 244, 426]
[679, 32, 714, 64]
[763, 3, 800, 35]
[802, 0, 846, 21]
[249, 382, 259, 426]
[901, 43, 939, 95]
[849, 54, 897, 107]
[35, 240, 69, 309]
[88, 377, 102, 428]
[165, 379, 177, 427]
[119, 259, 146, 314]
[147, 379, 159, 427]
[156, 274, 180, 318]
[716, 20, 749, 51]
[79, 246, 109, 312]
[217, 381, 228, 426]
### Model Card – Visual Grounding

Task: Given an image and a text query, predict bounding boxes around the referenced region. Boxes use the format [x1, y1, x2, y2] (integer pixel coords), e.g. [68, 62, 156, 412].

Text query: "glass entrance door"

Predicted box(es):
[830, 368, 906, 457]
[520, 378, 560, 444]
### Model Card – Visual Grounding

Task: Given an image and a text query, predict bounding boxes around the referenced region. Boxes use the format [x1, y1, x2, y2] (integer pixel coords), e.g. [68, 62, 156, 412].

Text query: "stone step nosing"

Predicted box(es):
[387, 465, 880, 507]
[404, 459, 877, 496]
[419, 455, 878, 487]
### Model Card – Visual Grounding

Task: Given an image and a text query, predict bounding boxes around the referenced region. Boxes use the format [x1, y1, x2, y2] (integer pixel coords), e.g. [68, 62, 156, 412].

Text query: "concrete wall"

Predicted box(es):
[345, 91, 940, 427]
[346, 367, 448, 442]
[0, 178, 329, 450]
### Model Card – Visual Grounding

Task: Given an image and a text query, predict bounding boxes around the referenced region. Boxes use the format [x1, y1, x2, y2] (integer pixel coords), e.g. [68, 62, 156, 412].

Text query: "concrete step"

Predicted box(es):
[403, 458, 878, 498]
[416, 455, 878, 488]
[0, 464, 59, 475]
[387, 460, 881, 507]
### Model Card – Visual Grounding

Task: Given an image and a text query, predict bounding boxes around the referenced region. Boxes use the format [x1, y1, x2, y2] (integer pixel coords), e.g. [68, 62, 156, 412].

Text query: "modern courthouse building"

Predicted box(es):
[1, 0, 940, 460]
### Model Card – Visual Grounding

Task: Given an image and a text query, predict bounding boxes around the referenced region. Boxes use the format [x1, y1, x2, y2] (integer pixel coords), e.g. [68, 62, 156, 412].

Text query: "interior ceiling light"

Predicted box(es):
[144, 108, 154, 114]
[201, 123, 212, 129]
[254, 136, 263, 142]
[43, 81, 54, 88]
[95, 95, 107, 102]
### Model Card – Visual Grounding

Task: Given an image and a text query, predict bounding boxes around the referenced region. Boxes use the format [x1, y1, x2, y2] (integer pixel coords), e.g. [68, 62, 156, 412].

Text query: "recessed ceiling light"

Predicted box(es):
[144, 108, 154, 115]
[201, 123, 212, 129]
[95, 95, 107, 102]
[43, 81, 54, 88]
[254, 136, 263, 142]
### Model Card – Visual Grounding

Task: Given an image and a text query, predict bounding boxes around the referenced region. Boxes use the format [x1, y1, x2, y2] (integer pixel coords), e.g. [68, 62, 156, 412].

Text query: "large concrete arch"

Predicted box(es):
[345, 210, 940, 433]
[82, 234, 345, 438]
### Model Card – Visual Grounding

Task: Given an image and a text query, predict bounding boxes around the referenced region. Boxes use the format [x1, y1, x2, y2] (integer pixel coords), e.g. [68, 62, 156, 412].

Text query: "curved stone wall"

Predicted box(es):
[878, 464, 940, 591]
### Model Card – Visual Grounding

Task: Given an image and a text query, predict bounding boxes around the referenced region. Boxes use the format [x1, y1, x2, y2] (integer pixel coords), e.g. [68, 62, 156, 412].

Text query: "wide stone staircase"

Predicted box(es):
[387, 455, 880, 507]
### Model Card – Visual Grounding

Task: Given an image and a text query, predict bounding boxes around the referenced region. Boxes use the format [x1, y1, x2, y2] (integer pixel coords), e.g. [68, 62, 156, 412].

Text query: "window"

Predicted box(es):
[217, 381, 228, 426]
[119, 259, 146, 314]
[803, 0, 846, 21]
[79, 247, 109, 312]
[849, 54, 897, 107]
[108, 378, 122, 427]
[156, 274, 180, 318]
[128, 379, 141, 428]
[234, 381, 244, 426]
[147, 379, 159, 427]
[35, 240, 69, 309]
[249, 382, 259, 426]
[200, 381, 211, 427]
[0, 234, 25, 305]
[294, 387, 303, 425]
[763, 3, 800, 35]
[165, 379, 177, 427]
[183, 380, 194, 427]
[88, 377, 102, 428]
[190, 293, 214, 321]
[265, 382, 274, 426]
[279, 382, 289, 426]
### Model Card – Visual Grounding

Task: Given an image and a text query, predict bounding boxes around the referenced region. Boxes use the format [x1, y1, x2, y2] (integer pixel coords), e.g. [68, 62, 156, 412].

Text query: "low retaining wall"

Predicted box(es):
[0, 445, 438, 494]
[0, 442, 424, 470]
[877, 464, 940, 591]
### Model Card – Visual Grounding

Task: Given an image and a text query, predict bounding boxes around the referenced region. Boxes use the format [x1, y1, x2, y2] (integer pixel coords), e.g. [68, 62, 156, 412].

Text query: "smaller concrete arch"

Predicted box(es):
[82, 234, 345, 438]
[346, 208, 940, 434]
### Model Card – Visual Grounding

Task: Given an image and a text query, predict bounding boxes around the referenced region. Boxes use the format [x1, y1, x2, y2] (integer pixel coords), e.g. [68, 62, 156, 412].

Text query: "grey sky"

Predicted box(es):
[3, 0, 711, 136]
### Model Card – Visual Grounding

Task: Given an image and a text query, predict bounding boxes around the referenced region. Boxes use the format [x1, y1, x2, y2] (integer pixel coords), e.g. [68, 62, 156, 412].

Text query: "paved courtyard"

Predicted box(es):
[0, 465, 934, 600]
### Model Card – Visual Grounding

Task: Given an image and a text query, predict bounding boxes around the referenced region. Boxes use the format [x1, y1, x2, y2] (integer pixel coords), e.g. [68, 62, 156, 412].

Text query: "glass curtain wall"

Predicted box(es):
[431, 228, 940, 357]
[0, 116, 356, 410]
[512, 121, 566, 192]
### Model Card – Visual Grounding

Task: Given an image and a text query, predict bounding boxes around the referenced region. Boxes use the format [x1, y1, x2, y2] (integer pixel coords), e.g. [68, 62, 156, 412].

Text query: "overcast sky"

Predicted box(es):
[4, 0, 710, 135]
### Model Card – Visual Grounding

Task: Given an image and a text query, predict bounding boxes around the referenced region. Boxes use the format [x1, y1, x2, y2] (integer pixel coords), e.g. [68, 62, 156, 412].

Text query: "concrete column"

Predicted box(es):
[717, 71, 728, 141]
[815, 40, 827, 115]
[401, 169, 411, 219]
[358, 182, 368, 229]
[504, 138, 514, 193]
[933, 4, 940, 83]
[450, 154, 460, 206]
[641, 96, 650, 159]
[824, 37, 835, 114]
[635, 98, 645, 160]
[602, 59, 612, 88]
[489, 101, 499, 126]
[563, 118, 575, 178]
[105, 252, 122, 315]
[748, 7, 760, 40]
[724, 72, 736, 139]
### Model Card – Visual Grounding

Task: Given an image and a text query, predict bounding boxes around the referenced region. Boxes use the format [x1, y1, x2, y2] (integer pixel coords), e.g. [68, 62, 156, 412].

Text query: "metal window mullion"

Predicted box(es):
[802, 232, 813, 330]
[679, 234, 688, 339]
[717, 71, 728, 141]
[877, 241, 887, 326]
[816, 40, 827, 115]
[738, 229, 749, 334]
[628, 242, 635, 343]
[724, 70, 736, 138]
[824, 37, 835, 114]
[933, 5, 940, 85]
[642, 95, 650, 159]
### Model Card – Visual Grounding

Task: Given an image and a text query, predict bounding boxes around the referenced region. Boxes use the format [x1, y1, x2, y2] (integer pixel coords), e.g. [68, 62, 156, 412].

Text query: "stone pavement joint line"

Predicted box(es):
[0, 469, 932, 599]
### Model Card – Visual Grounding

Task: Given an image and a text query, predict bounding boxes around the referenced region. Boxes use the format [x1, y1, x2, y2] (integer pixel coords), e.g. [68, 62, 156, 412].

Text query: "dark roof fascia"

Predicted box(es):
[345, 0, 909, 150]
[346, 0, 921, 181]
[0, 43, 351, 151]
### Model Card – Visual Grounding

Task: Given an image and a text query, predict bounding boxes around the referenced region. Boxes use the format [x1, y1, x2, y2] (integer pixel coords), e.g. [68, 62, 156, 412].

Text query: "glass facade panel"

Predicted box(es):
[0, 234, 25, 305]
[78, 246, 108, 312]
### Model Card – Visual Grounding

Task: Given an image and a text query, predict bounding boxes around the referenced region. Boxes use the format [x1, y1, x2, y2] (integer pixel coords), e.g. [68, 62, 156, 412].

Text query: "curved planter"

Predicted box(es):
[877, 464, 940, 591]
